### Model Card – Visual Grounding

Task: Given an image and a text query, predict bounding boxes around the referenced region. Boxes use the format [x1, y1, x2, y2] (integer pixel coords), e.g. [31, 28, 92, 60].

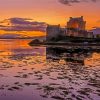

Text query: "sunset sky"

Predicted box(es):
[0, 0, 100, 37]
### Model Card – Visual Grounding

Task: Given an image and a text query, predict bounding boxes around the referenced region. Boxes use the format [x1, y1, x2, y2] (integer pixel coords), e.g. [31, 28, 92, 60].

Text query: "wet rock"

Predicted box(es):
[51, 96, 64, 100]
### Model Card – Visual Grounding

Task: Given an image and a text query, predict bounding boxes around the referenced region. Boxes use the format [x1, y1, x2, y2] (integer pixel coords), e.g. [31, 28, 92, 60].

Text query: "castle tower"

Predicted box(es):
[46, 24, 61, 41]
[67, 16, 86, 30]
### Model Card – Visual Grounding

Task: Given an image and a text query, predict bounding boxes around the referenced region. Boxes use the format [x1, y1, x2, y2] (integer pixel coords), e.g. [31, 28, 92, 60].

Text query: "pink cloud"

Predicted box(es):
[0, 18, 47, 32]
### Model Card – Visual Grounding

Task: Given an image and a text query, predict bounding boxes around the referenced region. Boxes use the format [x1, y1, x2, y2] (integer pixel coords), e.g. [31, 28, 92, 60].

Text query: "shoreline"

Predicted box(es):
[45, 42, 100, 46]
[29, 42, 100, 46]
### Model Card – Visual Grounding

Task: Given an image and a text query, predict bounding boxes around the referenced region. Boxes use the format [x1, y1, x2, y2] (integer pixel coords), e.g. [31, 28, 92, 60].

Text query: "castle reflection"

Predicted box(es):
[46, 46, 95, 66]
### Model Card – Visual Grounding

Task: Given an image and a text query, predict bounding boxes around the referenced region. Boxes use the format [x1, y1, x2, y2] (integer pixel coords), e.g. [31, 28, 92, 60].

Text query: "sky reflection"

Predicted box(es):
[0, 39, 100, 100]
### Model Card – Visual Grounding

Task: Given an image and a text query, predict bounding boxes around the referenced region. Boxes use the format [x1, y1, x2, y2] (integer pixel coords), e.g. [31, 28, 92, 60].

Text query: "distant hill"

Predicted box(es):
[31, 36, 46, 41]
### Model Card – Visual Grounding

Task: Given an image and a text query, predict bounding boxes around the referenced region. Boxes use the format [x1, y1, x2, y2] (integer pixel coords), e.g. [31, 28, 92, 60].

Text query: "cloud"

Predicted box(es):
[0, 33, 24, 39]
[58, 0, 97, 6]
[0, 18, 47, 32]
[90, 28, 100, 35]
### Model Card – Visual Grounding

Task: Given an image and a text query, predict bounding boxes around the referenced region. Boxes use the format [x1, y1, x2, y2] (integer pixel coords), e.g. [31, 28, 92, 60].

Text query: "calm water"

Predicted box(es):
[0, 39, 100, 100]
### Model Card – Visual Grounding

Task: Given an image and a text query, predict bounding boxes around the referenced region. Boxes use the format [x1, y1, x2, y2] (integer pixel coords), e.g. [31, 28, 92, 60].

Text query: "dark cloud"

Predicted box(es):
[0, 18, 47, 32]
[58, 0, 97, 5]
[90, 27, 100, 35]
[0, 33, 24, 39]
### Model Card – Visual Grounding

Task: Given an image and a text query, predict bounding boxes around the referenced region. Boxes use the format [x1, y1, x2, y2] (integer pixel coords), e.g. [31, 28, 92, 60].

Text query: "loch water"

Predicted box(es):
[0, 39, 100, 100]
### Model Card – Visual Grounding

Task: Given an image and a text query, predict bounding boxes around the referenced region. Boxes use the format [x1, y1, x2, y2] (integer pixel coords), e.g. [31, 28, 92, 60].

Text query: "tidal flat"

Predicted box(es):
[0, 39, 100, 100]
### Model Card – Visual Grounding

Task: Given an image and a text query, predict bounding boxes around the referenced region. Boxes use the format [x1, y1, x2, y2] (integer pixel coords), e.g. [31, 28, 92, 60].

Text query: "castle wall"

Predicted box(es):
[46, 25, 60, 41]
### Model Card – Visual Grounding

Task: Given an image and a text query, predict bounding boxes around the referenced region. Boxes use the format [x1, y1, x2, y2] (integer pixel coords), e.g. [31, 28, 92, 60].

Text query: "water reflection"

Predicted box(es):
[46, 46, 94, 65]
[0, 40, 100, 100]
